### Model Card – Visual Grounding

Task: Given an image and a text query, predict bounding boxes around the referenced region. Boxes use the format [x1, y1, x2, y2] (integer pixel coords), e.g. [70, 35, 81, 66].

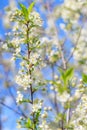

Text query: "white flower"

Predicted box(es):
[41, 112, 48, 118]
[32, 101, 42, 112]
[2, 44, 8, 50]
[57, 92, 70, 102]
[15, 47, 21, 55]
[15, 71, 31, 90]
[70, 94, 87, 129]
[44, 106, 52, 111]
[39, 121, 51, 130]
[54, 75, 59, 80]
[30, 11, 43, 26]
[29, 53, 40, 65]
[16, 91, 23, 103]
[17, 123, 21, 129]
[50, 86, 55, 90]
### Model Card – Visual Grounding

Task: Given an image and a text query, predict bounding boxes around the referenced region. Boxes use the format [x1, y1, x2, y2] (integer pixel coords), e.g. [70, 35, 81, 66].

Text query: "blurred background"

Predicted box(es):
[1, 0, 87, 130]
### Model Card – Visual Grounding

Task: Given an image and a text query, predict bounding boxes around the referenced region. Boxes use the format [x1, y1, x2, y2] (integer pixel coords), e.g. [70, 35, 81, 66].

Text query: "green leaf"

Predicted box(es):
[27, 118, 31, 126]
[59, 68, 74, 85]
[25, 118, 32, 128]
[19, 3, 28, 20]
[35, 109, 41, 121]
[28, 2, 35, 15]
[65, 68, 74, 80]
[79, 59, 86, 65]
[59, 68, 66, 84]
[82, 73, 87, 83]
[58, 86, 67, 94]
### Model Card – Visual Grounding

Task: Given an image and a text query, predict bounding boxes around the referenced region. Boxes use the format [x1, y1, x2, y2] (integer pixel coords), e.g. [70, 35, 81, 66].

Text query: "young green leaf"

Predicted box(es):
[59, 68, 66, 85]
[19, 3, 28, 20]
[25, 118, 32, 128]
[82, 73, 87, 83]
[28, 2, 35, 15]
[65, 67, 74, 80]
[27, 118, 31, 126]
[59, 68, 74, 85]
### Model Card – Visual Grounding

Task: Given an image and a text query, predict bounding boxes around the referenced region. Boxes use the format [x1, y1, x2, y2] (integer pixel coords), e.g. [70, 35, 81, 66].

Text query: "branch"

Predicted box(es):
[51, 64, 59, 113]
[0, 101, 27, 118]
[66, 27, 82, 63]
[8, 87, 27, 118]
[26, 22, 35, 129]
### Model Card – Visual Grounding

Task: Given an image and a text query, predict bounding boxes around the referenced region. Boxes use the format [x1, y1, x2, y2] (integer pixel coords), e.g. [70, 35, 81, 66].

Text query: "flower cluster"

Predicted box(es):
[16, 91, 23, 103]
[71, 94, 87, 130]
[15, 70, 31, 90]
[32, 100, 43, 113]
[4, 2, 47, 129]
[39, 120, 52, 130]
[3, 0, 87, 130]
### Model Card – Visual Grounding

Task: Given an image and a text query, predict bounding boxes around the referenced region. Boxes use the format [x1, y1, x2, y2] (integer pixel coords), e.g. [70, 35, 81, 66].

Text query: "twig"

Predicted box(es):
[66, 27, 82, 63]
[4, 70, 27, 119]
[0, 101, 26, 117]
[51, 64, 59, 113]
[8, 87, 27, 118]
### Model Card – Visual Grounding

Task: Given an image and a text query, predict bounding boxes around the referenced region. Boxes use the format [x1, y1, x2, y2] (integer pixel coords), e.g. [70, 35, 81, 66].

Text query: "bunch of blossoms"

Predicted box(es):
[70, 94, 87, 130]
[48, 69, 86, 129]
[31, 1, 87, 130]
[54, 0, 87, 73]
[67, 74, 87, 130]
[25, 1, 87, 130]
[3, 0, 17, 29]
[4, 2, 52, 130]
[3, 0, 87, 130]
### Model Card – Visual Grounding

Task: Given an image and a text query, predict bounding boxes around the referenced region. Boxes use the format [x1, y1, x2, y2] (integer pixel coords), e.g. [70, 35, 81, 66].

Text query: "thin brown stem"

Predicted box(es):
[26, 22, 34, 129]
[26, 23, 33, 104]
